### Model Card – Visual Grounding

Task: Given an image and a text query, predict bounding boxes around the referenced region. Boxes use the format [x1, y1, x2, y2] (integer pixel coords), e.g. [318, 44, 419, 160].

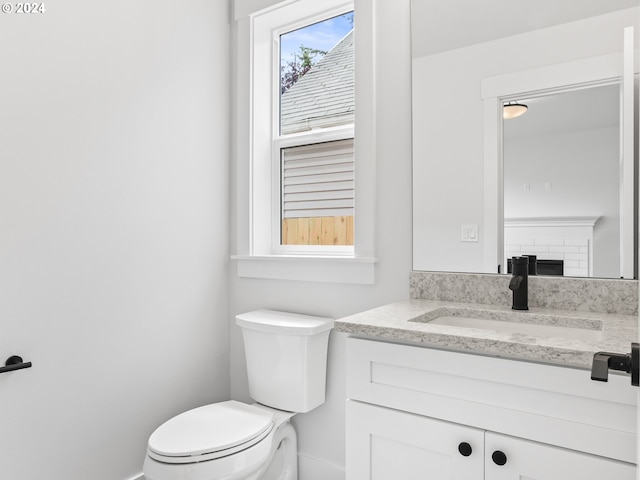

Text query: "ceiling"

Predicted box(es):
[411, 0, 638, 58]
[504, 83, 620, 138]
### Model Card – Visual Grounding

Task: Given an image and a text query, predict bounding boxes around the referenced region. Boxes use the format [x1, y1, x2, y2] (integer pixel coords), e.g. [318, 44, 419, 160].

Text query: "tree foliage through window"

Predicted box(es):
[280, 46, 327, 94]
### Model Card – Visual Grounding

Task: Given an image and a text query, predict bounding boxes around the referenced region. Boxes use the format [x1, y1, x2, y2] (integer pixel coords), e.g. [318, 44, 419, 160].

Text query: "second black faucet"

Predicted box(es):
[509, 256, 529, 310]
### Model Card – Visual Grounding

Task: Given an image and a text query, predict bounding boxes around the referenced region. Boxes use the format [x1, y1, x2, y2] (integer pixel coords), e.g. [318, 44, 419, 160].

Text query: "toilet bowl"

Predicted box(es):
[143, 310, 333, 480]
[143, 401, 297, 480]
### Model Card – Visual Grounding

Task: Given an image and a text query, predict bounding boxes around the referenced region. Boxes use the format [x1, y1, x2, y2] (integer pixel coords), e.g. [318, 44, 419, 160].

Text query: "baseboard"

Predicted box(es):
[130, 456, 342, 480]
[298, 453, 345, 480]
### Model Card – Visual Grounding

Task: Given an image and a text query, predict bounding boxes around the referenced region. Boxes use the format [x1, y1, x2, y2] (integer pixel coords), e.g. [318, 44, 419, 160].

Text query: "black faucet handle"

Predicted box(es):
[508, 275, 522, 291]
[591, 352, 616, 381]
[591, 344, 640, 386]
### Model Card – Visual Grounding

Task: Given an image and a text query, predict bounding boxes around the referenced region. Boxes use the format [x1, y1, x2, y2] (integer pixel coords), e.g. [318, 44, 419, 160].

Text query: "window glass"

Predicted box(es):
[278, 11, 354, 247]
[281, 139, 354, 245]
[279, 12, 354, 135]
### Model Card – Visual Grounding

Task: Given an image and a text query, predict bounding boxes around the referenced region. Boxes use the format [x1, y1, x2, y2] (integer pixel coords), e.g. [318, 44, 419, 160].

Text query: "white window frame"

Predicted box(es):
[232, 0, 377, 283]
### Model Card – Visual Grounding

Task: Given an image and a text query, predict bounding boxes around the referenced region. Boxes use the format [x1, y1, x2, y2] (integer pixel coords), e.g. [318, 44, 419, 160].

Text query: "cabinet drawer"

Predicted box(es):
[346, 337, 637, 463]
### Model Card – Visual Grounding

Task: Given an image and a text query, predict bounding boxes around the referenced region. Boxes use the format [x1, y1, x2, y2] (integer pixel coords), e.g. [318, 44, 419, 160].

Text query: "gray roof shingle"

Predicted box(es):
[280, 30, 354, 134]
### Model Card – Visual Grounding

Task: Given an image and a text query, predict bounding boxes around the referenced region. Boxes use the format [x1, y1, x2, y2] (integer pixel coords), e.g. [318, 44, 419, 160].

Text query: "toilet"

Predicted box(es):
[143, 309, 334, 480]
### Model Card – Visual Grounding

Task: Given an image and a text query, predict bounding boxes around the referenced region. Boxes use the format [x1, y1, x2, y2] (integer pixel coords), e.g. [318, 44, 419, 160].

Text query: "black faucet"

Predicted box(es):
[525, 254, 537, 275]
[509, 256, 529, 310]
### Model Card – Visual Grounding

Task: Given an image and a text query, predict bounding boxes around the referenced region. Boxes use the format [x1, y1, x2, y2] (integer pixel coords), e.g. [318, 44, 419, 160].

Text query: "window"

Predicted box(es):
[275, 10, 354, 253]
[233, 0, 376, 283]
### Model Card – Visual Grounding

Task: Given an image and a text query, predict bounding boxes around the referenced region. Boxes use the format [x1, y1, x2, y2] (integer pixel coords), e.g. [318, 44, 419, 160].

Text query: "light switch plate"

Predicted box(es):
[461, 224, 479, 242]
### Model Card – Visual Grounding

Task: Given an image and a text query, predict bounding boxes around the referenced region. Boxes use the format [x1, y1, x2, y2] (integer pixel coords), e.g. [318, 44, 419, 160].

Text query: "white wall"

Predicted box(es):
[504, 126, 620, 278]
[412, 8, 637, 273]
[0, 1, 231, 479]
[229, 0, 413, 478]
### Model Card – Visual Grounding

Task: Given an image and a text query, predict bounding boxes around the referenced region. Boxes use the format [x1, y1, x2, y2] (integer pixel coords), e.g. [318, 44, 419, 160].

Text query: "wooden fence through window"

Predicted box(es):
[282, 216, 354, 245]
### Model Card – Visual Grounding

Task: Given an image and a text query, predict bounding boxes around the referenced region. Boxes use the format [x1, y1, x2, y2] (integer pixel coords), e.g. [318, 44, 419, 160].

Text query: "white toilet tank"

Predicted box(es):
[236, 310, 334, 413]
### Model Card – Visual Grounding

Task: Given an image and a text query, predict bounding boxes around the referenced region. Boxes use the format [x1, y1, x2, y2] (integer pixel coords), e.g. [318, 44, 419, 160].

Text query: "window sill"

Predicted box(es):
[231, 254, 377, 284]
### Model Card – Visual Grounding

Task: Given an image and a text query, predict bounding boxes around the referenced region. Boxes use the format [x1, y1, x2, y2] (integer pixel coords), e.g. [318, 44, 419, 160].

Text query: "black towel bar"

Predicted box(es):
[0, 355, 32, 374]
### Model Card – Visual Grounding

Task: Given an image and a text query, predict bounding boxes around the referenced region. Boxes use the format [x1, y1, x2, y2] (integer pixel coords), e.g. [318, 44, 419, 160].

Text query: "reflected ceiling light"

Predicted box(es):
[503, 102, 528, 120]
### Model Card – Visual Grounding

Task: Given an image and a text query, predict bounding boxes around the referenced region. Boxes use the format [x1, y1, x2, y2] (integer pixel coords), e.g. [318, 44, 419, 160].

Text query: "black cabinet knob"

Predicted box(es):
[492, 450, 507, 466]
[458, 442, 472, 457]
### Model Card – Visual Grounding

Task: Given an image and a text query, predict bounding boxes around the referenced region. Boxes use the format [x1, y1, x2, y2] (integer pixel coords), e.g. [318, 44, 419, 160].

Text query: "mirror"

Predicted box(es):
[504, 85, 621, 279]
[411, 0, 639, 278]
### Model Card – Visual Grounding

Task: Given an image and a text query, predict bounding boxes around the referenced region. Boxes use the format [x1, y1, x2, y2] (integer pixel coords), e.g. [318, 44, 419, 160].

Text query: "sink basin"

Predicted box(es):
[411, 307, 603, 341]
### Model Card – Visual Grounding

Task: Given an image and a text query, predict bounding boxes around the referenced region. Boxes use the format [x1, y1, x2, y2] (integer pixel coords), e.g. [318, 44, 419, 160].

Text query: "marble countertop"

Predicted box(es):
[335, 300, 638, 369]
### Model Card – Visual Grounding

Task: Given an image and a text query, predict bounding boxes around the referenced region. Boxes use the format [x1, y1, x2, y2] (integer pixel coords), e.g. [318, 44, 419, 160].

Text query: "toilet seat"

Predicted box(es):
[147, 401, 274, 465]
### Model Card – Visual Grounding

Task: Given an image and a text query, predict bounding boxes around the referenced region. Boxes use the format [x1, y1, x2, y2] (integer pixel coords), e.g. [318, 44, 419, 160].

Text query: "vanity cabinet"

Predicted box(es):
[347, 401, 634, 479]
[345, 337, 637, 479]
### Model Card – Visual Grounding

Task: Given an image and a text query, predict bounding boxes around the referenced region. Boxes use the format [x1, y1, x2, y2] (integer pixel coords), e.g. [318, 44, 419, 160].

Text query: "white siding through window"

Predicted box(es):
[282, 139, 354, 219]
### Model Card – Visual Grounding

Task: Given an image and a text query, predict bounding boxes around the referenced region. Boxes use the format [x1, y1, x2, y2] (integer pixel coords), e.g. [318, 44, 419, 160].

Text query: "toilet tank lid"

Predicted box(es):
[236, 309, 334, 335]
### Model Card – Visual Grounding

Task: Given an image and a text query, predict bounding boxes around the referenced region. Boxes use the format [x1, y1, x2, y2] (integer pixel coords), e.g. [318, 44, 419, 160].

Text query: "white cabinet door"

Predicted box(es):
[485, 432, 636, 480]
[346, 400, 484, 480]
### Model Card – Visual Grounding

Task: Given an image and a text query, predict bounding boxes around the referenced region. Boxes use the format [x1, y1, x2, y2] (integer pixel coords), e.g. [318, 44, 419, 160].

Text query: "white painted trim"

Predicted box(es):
[275, 125, 355, 149]
[483, 97, 502, 273]
[232, 255, 377, 284]
[124, 474, 144, 480]
[621, 27, 635, 279]
[234, 0, 297, 20]
[298, 452, 346, 480]
[481, 53, 623, 100]
[636, 4, 640, 463]
[504, 216, 600, 228]
[352, 0, 376, 260]
[235, 16, 252, 257]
